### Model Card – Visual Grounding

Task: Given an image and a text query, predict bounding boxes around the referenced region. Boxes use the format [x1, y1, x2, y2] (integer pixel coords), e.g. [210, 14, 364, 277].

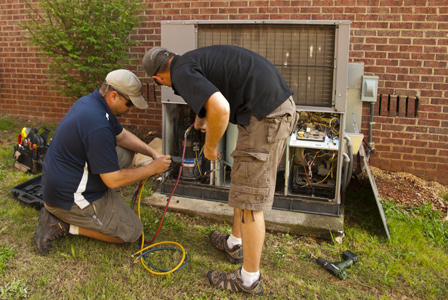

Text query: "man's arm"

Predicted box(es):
[196, 91, 230, 161]
[100, 155, 171, 189]
[100, 128, 170, 189]
[116, 128, 161, 159]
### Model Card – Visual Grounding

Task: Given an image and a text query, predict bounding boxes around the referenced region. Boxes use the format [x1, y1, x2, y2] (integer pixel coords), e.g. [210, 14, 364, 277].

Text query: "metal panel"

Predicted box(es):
[197, 24, 336, 108]
[160, 20, 351, 111]
[333, 22, 350, 112]
[160, 22, 196, 105]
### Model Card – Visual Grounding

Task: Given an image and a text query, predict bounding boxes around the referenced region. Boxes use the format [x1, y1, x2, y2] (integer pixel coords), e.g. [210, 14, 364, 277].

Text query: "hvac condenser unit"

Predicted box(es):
[160, 20, 351, 217]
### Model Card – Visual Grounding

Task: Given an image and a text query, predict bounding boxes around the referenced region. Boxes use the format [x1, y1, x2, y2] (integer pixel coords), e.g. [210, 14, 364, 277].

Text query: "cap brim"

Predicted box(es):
[153, 78, 163, 86]
[129, 95, 148, 109]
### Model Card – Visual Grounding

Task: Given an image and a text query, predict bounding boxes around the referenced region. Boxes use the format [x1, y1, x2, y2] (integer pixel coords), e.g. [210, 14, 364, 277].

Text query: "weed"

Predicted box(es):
[0, 244, 15, 273]
[383, 200, 448, 249]
[0, 279, 28, 300]
[0, 117, 17, 131]
[273, 247, 286, 268]
[441, 191, 448, 202]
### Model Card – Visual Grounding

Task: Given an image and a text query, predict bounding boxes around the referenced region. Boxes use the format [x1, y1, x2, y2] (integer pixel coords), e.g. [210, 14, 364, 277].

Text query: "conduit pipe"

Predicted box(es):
[367, 102, 375, 159]
[341, 152, 351, 201]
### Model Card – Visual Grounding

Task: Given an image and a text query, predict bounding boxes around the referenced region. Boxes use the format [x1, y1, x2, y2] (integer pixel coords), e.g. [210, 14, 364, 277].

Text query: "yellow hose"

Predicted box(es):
[132, 177, 186, 275]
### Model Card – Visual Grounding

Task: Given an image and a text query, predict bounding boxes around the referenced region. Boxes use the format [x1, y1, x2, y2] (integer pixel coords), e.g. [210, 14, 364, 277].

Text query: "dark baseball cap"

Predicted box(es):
[142, 47, 173, 81]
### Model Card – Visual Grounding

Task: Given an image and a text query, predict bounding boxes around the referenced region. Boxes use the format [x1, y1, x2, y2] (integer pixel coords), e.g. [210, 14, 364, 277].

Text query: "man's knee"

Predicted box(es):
[116, 145, 135, 169]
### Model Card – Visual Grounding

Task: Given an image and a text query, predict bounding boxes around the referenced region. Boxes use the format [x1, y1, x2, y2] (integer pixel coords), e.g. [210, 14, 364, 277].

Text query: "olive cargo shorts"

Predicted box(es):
[45, 146, 143, 243]
[228, 96, 298, 211]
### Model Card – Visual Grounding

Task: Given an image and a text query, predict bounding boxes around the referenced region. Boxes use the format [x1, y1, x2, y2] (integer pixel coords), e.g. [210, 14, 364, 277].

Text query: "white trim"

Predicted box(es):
[74, 162, 90, 209]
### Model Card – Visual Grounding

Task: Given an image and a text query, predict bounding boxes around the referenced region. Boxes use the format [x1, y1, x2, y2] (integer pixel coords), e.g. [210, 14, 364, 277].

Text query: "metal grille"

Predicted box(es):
[197, 24, 336, 107]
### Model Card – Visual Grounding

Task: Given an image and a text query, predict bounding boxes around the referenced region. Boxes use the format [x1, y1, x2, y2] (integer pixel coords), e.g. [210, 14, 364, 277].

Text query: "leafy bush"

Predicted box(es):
[21, 0, 144, 99]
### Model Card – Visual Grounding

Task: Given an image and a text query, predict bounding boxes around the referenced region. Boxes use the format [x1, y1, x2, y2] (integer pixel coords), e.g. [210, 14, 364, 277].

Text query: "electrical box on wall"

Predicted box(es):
[361, 75, 379, 102]
[160, 20, 351, 218]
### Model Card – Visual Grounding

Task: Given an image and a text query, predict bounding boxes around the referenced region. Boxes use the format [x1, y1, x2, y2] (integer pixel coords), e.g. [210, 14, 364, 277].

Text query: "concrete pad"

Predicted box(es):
[143, 193, 344, 240]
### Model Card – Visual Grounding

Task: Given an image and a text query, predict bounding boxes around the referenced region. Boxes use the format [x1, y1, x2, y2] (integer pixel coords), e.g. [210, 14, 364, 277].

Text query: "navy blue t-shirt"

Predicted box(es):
[170, 45, 293, 125]
[42, 90, 123, 210]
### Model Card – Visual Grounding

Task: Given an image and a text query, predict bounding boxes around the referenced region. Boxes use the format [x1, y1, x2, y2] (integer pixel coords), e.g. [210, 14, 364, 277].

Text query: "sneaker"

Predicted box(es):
[209, 230, 243, 264]
[34, 207, 69, 255]
[207, 267, 263, 295]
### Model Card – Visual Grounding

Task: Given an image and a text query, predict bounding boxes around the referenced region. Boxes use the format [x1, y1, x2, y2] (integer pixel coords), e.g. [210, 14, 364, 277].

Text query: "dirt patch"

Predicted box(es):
[126, 125, 161, 144]
[369, 166, 448, 215]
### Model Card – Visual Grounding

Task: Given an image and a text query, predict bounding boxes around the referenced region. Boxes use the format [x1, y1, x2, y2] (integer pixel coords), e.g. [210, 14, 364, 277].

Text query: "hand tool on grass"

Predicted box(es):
[310, 250, 358, 280]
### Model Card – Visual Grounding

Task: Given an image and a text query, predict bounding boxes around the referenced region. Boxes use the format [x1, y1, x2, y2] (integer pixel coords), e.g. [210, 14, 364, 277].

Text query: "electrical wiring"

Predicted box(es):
[131, 124, 194, 275]
[298, 150, 336, 188]
[194, 144, 205, 177]
[299, 150, 313, 187]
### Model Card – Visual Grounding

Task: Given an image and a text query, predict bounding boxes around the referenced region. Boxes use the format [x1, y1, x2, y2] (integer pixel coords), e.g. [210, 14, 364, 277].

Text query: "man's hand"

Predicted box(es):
[151, 155, 172, 174]
[100, 154, 172, 189]
[204, 145, 220, 161]
[194, 115, 207, 133]
[194, 115, 219, 160]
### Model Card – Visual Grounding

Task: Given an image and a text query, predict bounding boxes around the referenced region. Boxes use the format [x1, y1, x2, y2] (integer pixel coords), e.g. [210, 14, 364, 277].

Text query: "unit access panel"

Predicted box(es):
[285, 110, 344, 204]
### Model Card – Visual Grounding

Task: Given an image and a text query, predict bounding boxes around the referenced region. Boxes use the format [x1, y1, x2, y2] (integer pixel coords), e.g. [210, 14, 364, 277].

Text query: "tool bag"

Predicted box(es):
[13, 127, 50, 174]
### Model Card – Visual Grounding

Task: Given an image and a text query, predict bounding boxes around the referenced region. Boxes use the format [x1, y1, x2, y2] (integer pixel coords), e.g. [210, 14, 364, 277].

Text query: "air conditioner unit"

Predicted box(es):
[160, 20, 351, 219]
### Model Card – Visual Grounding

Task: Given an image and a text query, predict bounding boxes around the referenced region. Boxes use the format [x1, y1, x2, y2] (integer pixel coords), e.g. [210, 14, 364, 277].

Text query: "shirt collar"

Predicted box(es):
[92, 89, 117, 124]
[170, 55, 180, 95]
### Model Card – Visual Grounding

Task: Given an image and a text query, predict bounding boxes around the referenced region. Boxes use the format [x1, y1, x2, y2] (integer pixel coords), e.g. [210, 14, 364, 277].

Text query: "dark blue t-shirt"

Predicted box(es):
[170, 45, 293, 125]
[42, 90, 123, 210]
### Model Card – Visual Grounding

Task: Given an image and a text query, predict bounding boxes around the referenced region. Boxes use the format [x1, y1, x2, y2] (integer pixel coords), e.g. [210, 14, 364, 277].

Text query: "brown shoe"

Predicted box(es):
[207, 267, 263, 295]
[209, 230, 243, 264]
[34, 207, 69, 255]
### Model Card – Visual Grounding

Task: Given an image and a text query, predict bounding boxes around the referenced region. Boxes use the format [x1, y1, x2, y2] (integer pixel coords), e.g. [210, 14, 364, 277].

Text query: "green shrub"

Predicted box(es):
[21, 0, 144, 99]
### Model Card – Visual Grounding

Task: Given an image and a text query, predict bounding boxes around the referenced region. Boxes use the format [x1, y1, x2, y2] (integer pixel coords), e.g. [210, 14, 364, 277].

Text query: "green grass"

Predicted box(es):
[0, 114, 448, 299]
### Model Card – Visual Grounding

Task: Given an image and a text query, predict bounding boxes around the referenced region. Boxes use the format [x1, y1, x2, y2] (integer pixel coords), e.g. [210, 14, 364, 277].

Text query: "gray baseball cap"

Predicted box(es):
[105, 69, 148, 109]
[142, 47, 173, 79]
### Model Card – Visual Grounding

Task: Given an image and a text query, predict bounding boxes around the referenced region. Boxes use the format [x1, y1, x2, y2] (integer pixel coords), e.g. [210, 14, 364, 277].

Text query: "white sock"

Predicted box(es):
[241, 267, 260, 287]
[226, 234, 242, 248]
[69, 225, 79, 235]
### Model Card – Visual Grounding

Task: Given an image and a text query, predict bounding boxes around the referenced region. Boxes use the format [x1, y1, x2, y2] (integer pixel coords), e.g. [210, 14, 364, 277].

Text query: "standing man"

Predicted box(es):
[143, 45, 298, 295]
[34, 69, 171, 255]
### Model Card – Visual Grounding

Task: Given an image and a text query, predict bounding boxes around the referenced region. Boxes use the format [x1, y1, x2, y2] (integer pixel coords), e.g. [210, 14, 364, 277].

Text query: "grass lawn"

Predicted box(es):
[1, 114, 447, 299]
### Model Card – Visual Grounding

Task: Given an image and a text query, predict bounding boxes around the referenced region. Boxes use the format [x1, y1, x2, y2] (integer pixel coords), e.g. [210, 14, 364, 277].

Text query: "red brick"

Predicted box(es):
[379, 95, 389, 117]
[425, 46, 448, 54]
[345, 7, 366, 14]
[412, 22, 437, 30]
[422, 75, 445, 83]
[381, 152, 403, 159]
[391, 131, 415, 140]
[392, 146, 415, 154]
[376, 44, 400, 52]
[397, 96, 407, 117]
[420, 90, 443, 98]
[402, 154, 428, 162]
[405, 140, 428, 148]
[408, 81, 432, 90]
[385, 82, 408, 91]
[406, 126, 428, 134]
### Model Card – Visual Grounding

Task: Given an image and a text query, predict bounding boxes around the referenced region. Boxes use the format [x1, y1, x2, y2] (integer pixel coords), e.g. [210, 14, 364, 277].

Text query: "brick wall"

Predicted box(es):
[1, 0, 447, 184]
